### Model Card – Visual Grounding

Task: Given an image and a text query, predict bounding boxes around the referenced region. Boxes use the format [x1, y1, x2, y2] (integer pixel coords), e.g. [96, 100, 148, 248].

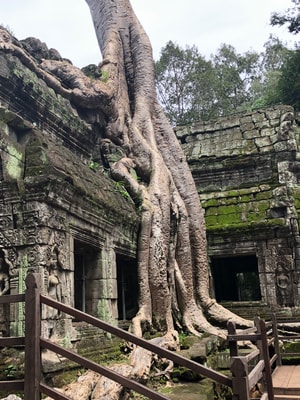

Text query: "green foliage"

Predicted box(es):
[114, 181, 130, 199]
[81, 64, 109, 83]
[212, 44, 260, 114]
[4, 364, 17, 379]
[155, 41, 215, 125]
[155, 37, 292, 125]
[249, 36, 291, 108]
[277, 49, 300, 110]
[270, 0, 300, 34]
[178, 331, 190, 349]
[100, 70, 110, 83]
[88, 159, 100, 171]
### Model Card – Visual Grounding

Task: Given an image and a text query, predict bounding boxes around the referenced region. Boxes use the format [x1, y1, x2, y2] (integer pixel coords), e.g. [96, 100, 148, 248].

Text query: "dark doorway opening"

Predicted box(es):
[117, 256, 138, 320]
[211, 255, 261, 302]
[74, 240, 98, 314]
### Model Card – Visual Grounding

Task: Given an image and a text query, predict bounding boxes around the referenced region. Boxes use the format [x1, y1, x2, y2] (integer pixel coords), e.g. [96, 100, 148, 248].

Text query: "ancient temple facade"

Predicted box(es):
[0, 33, 139, 338]
[176, 106, 300, 318]
[1, 29, 300, 340]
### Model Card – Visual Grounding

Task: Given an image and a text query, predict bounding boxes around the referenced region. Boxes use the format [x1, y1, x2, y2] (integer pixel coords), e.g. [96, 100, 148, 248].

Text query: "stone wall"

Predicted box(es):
[176, 106, 300, 317]
[0, 34, 139, 338]
[1, 26, 300, 341]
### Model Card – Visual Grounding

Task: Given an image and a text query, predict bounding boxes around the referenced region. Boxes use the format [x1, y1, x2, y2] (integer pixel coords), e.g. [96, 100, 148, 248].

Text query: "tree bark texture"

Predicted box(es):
[0, 1, 251, 337]
[83, 0, 250, 336]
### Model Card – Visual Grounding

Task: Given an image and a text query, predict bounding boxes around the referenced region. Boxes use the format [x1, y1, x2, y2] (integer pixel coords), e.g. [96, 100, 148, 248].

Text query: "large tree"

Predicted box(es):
[155, 41, 216, 125]
[82, 0, 250, 337]
[26, 0, 250, 338]
[0, 0, 252, 396]
[276, 49, 300, 110]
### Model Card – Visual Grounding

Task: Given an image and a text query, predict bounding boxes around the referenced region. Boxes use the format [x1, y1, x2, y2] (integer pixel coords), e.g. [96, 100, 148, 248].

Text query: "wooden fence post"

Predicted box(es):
[258, 318, 275, 400]
[227, 320, 238, 357]
[24, 273, 42, 400]
[272, 313, 282, 366]
[231, 356, 250, 400]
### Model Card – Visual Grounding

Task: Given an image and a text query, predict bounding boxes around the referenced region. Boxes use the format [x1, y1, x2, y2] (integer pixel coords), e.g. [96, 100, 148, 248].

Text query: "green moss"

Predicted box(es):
[254, 190, 273, 200]
[206, 218, 285, 233]
[204, 216, 218, 226]
[283, 341, 300, 353]
[11, 57, 89, 136]
[218, 205, 238, 215]
[6, 144, 23, 179]
[202, 198, 219, 207]
[247, 212, 265, 222]
[204, 195, 273, 230]
[217, 213, 240, 225]
[205, 208, 218, 217]
[97, 299, 115, 332]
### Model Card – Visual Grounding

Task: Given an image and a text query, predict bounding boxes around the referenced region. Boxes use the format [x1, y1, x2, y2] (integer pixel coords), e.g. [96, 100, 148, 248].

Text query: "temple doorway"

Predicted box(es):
[211, 255, 261, 302]
[117, 255, 138, 321]
[74, 240, 99, 314]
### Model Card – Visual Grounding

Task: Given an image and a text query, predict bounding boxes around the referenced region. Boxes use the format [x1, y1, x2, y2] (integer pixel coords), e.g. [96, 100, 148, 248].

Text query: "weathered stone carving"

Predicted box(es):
[1, 24, 300, 339]
[276, 271, 293, 307]
[0, 27, 139, 338]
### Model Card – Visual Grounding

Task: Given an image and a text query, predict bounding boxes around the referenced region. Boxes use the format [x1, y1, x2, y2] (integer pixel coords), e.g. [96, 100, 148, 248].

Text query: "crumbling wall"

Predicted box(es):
[176, 106, 300, 317]
[0, 32, 139, 338]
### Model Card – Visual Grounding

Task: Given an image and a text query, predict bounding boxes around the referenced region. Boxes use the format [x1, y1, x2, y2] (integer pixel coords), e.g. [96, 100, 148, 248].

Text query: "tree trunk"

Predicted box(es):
[84, 0, 251, 337]
[0, 0, 250, 337]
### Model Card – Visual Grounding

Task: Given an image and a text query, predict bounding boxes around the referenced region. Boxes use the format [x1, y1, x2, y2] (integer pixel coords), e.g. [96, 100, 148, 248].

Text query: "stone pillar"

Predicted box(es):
[95, 239, 118, 325]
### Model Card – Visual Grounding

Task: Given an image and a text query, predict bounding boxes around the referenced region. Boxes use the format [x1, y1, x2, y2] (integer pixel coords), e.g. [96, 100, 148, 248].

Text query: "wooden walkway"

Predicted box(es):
[1, 274, 300, 400]
[273, 365, 300, 399]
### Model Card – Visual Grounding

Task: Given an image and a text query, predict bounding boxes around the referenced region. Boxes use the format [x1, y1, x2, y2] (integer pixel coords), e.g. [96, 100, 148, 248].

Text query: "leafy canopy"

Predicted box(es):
[271, 0, 300, 34]
[155, 37, 291, 125]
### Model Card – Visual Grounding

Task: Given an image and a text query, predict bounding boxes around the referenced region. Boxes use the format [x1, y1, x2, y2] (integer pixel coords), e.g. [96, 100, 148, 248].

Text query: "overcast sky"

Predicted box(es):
[1, 0, 297, 67]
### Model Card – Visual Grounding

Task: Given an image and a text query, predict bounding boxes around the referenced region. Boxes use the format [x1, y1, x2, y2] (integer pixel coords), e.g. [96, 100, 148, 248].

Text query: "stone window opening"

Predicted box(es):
[211, 255, 261, 302]
[116, 255, 138, 321]
[74, 240, 99, 317]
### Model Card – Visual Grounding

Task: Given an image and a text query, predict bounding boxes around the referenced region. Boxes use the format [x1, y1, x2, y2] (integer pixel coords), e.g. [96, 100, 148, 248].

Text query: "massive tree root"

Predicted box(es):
[1, 1, 251, 336]
[1, 1, 253, 397]
[83, 0, 251, 336]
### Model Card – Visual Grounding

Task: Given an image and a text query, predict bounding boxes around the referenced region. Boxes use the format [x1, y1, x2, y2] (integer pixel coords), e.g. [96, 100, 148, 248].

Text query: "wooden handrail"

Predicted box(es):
[278, 334, 300, 340]
[227, 333, 261, 341]
[0, 336, 24, 346]
[41, 338, 170, 400]
[227, 318, 276, 400]
[0, 272, 233, 400]
[24, 273, 41, 400]
[39, 383, 77, 400]
[244, 348, 260, 363]
[41, 295, 232, 387]
[0, 293, 25, 304]
[248, 359, 264, 390]
[271, 314, 300, 367]
[5, 273, 300, 400]
[0, 380, 24, 391]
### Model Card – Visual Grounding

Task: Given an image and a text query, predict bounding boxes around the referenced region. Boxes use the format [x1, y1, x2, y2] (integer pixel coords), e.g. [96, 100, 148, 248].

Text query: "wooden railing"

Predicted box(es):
[3, 272, 297, 400]
[227, 318, 277, 400]
[271, 315, 300, 366]
[0, 273, 232, 400]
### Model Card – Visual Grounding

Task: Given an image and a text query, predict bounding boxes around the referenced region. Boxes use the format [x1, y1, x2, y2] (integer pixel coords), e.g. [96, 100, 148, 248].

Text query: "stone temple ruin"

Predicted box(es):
[176, 106, 300, 318]
[0, 31, 300, 340]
